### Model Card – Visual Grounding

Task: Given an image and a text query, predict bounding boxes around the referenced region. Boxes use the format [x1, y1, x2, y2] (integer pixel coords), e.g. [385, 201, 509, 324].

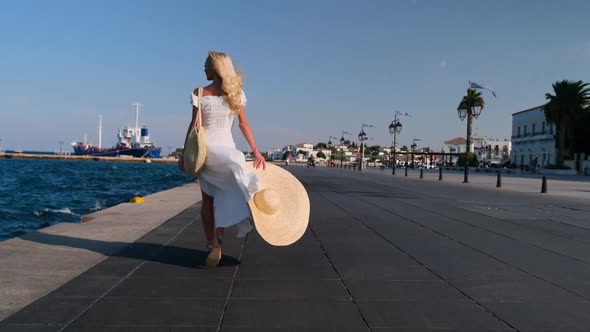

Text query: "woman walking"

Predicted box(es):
[179, 51, 266, 267]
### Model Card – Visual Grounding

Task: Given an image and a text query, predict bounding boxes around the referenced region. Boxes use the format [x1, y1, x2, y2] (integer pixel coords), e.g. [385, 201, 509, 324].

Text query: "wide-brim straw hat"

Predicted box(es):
[246, 162, 310, 246]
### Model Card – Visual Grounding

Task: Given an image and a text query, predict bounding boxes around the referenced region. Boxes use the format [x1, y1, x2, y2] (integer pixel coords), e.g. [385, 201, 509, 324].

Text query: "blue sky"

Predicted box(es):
[1, 0, 589, 153]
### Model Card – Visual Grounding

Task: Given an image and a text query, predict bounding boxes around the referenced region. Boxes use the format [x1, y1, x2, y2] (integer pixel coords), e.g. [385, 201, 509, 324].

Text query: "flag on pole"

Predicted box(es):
[395, 111, 412, 117]
[469, 81, 497, 97]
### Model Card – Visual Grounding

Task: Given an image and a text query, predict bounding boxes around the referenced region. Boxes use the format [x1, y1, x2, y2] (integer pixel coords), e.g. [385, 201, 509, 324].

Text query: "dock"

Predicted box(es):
[1, 153, 177, 163]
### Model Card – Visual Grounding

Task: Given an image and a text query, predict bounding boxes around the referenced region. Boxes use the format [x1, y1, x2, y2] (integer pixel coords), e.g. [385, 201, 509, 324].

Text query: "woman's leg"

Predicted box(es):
[201, 190, 215, 246]
[202, 190, 223, 267]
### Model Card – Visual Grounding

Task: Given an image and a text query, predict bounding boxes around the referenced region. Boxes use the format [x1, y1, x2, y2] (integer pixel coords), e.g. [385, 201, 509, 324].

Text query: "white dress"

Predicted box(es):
[191, 90, 259, 237]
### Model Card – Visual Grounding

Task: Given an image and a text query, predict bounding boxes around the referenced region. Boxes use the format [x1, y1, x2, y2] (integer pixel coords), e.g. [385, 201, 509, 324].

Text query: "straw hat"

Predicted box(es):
[246, 162, 310, 246]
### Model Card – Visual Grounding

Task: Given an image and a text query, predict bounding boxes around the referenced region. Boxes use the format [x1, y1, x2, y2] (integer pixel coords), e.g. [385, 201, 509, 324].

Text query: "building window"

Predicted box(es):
[541, 122, 546, 134]
[524, 125, 528, 136]
[549, 124, 554, 134]
[517, 126, 521, 137]
[532, 123, 536, 135]
[541, 153, 547, 166]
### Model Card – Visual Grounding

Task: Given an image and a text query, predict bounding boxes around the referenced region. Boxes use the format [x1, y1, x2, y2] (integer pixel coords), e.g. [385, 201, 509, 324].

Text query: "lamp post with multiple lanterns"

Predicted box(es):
[358, 124, 374, 171]
[456, 89, 485, 183]
[340, 131, 352, 168]
[388, 117, 402, 175]
[327, 136, 339, 167]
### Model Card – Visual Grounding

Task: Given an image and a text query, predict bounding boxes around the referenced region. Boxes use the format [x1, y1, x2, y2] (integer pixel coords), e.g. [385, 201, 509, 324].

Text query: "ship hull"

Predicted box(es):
[72, 146, 161, 158]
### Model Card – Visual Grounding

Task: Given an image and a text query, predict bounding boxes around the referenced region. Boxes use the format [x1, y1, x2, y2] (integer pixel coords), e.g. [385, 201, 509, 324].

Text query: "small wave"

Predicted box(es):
[33, 208, 77, 216]
[90, 201, 103, 211]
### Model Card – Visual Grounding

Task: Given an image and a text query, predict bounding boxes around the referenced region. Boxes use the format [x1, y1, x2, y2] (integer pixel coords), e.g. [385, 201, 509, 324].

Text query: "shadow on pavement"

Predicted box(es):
[17, 231, 241, 269]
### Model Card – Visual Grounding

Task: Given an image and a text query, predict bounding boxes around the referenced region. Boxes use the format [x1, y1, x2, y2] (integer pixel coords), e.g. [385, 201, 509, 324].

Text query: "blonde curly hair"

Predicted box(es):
[207, 51, 243, 114]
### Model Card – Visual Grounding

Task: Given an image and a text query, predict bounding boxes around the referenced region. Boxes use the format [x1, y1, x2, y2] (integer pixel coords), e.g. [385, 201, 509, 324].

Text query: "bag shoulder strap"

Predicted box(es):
[196, 87, 203, 129]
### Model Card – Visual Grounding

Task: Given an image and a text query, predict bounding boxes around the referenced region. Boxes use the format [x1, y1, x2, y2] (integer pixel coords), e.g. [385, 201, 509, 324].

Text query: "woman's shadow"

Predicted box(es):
[18, 231, 241, 269]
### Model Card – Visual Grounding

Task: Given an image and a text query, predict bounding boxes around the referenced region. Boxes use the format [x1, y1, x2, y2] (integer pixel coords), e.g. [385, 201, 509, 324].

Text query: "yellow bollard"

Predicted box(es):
[130, 196, 145, 204]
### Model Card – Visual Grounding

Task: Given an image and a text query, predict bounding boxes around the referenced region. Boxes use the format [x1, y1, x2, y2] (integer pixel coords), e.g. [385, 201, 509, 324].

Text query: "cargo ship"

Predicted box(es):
[72, 103, 161, 158]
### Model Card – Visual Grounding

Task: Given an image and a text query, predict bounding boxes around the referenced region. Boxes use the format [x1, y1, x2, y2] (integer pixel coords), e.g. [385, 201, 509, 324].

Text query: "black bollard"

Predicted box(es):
[420, 169, 423, 179]
[496, 172, 502, 188]
[439, 166, 443, 181]
[353, 164, 356, 171]
[405, 167, 408, 177]
[541, 176, 547, 193]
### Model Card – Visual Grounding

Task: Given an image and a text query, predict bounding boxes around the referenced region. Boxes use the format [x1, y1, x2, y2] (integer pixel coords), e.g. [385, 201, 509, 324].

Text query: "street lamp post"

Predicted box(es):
[388, 117, 402, 175]
[410, 142, 417, 169]
[457, 90, 484, 183]
[328, 136, 338, 167]
[358, 124, 374, 171]
[339, 131, 352, 168]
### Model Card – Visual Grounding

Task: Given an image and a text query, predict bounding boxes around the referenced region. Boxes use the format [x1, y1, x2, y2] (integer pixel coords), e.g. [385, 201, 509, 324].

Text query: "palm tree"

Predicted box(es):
[545, 80, 590, 165]
[462, 88, 485, 108]
[460, 89, 485, 155]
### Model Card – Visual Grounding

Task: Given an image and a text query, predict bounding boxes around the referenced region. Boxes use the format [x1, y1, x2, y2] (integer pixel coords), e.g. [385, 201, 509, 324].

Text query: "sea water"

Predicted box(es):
[0, 158, 192, 241]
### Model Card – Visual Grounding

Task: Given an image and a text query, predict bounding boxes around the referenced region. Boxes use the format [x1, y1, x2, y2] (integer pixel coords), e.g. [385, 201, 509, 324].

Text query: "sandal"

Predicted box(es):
[205, 237, 222, 267]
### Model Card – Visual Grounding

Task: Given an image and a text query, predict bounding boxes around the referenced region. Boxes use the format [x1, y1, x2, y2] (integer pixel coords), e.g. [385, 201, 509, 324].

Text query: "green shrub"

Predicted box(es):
[457, 153, 478, 167]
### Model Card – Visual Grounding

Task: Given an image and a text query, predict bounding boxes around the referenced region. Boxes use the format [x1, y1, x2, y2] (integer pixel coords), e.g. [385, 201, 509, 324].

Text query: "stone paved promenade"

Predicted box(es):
[2, 166, 590, 331]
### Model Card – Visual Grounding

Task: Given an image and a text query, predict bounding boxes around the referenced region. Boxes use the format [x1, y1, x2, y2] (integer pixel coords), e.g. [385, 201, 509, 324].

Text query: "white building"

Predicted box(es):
[294, 143, 314, 162]
[267, 147, 282, 161]
[443, 137, 467, 154]
[309, 148, 332, 161]
[472, 135, 512, 165]
[511, 105, 556, 167]
[443, 136, 511, 166]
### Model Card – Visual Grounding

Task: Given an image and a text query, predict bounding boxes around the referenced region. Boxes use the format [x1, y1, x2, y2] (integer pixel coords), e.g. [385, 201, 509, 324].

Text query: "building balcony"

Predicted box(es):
[511, 132, 554, 143]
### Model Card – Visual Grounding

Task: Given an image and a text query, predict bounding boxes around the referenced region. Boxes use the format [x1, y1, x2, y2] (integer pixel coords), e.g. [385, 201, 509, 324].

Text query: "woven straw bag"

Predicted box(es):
[183, 87, 207, 176]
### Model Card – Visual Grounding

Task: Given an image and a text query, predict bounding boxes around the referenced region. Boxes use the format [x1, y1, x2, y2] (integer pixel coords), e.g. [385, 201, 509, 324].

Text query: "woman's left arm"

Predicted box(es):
[237, 106, 266, 170]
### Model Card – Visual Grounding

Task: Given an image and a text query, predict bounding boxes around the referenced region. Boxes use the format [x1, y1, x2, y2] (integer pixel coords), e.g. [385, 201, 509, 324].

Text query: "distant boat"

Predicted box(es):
[72, 104, 161, 158]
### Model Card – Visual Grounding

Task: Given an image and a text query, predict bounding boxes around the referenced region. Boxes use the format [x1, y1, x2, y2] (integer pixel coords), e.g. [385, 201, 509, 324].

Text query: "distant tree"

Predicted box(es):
[297, 150, 307, 155]
[401, 145, 408, 151]
[314, 142, 328, 149]
[573, 110, 590, 153]
[458, 152, 478, 167]
[544, 80, 590, 164]
[368, 145, 380, 155]
[316, 151, 327, 159]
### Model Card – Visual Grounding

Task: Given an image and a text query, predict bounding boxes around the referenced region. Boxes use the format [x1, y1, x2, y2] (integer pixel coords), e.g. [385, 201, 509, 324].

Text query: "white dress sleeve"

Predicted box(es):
[191, 92, 199, 108]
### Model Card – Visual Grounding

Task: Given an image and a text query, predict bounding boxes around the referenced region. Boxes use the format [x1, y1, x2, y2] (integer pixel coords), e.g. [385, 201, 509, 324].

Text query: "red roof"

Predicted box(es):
[444, 137, 466, 144]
